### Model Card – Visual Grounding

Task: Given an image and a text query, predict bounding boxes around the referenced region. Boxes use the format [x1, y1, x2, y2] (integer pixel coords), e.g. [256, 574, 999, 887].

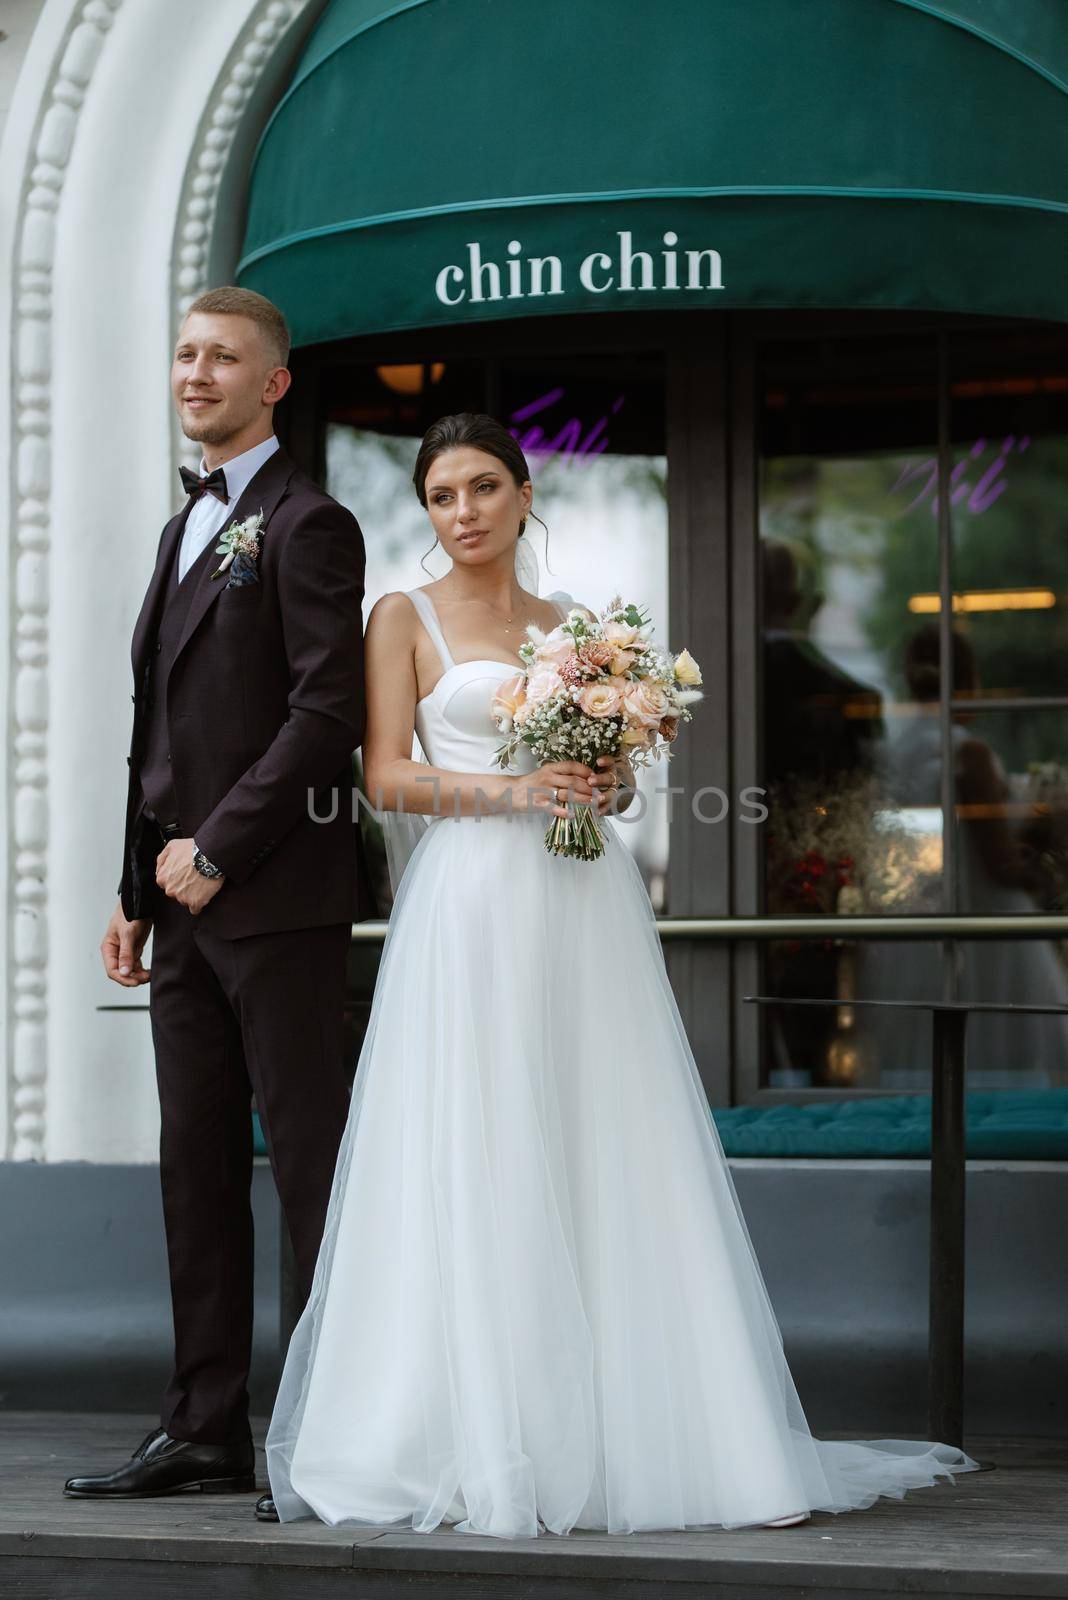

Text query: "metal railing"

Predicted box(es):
[351, 913, 1068, 942]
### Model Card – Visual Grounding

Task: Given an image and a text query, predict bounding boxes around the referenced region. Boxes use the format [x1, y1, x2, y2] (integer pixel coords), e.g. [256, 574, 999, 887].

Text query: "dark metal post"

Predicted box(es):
[928, 1007, 967, 1448]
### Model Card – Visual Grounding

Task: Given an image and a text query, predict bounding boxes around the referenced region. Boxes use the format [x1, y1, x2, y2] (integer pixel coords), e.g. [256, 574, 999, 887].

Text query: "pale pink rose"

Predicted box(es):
[624, 680, 671, 728]
[609, 649, 636, 675]
[578, 682, 624, 718]
[493, 673, 526, 721]
[525, 666, 564, 705]
[604, 619, 640, 649]
[534, 635, 575, 669]
[605, 674, 632, 691]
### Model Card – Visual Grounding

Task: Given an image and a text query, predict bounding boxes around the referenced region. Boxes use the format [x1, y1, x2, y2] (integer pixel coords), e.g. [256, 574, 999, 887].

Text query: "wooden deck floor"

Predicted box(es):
[2, 1412, 1065, 1599]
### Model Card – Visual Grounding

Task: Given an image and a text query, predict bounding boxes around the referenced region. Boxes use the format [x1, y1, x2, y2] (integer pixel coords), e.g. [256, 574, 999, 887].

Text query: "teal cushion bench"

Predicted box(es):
[709, 1091, 1068, 1159]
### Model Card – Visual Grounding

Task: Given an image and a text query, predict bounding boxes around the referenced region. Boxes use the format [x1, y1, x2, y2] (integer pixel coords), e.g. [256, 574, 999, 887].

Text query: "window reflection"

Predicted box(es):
[755, 328, 1068, 1090]
[762, 538, 885, 791]
[757, 336, 939, 1085]
[858, 629, 1068, 1088]
[856, 948, 1068, 1091]
[949, 331, 1068, 701]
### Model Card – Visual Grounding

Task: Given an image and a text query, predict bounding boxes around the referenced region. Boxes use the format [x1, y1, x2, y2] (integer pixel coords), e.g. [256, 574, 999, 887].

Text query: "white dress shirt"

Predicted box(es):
[178, 434, 280, 583]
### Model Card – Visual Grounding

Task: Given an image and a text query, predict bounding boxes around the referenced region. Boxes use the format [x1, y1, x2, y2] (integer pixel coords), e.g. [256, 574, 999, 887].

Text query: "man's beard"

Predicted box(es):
[180, 404, 251, 447]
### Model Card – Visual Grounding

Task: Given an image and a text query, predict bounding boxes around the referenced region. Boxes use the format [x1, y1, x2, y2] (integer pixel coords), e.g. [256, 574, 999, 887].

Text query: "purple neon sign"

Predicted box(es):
[892, 435, 1031, 516]
[509, 388, 625, 464]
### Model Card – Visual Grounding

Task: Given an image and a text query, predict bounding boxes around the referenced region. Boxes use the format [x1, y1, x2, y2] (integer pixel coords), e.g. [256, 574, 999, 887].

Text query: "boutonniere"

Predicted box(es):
[211, 510, 265, 582]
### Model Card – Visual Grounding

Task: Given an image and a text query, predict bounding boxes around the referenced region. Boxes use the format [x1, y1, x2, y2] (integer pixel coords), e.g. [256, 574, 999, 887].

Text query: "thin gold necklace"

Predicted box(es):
[439, 588, 528, 634]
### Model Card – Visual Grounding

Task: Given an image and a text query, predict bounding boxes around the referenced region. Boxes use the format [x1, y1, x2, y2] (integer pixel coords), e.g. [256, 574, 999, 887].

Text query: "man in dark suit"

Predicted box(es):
[65, 287, 368, 1510]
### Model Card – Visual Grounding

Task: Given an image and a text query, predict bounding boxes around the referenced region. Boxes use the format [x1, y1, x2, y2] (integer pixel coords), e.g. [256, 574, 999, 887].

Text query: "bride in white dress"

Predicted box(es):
[265, 413, 979, 1537]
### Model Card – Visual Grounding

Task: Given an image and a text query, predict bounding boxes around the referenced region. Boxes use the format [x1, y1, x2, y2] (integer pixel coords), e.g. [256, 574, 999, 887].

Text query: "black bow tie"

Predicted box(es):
[179, 465, 229, 504]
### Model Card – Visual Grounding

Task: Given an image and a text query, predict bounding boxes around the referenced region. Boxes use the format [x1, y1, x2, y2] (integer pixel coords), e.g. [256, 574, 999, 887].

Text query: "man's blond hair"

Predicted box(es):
[183, 286, 290, 367]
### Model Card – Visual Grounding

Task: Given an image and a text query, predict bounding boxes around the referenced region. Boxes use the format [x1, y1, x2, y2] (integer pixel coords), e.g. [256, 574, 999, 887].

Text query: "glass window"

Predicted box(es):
[324, 351, 668, 910]
[756, 334, 941, 1086]
[752, 324, 1068, 1092]
[947, 329, 1068, 702]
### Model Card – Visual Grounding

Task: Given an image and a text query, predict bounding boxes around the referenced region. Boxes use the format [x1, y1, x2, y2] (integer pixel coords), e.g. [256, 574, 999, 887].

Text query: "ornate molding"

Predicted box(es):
[8, 0, 125, 1160]
[171, 0, 319, 474]
[6, 0, 321, 1159]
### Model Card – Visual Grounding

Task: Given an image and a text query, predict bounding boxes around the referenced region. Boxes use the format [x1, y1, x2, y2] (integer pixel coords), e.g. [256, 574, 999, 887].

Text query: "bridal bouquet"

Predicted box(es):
[492, 597, 703, 860]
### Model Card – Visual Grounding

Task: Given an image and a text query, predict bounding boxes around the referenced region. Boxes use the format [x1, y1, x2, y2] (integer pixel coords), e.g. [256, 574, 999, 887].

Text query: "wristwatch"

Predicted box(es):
[191, 843, 223, 880]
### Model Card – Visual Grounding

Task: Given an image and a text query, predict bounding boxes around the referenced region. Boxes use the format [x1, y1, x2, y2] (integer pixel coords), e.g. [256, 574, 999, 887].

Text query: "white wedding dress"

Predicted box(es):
[266, 587, 979, 1537]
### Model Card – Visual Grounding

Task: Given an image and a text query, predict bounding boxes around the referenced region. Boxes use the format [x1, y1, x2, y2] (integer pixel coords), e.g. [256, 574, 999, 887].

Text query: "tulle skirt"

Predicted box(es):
[267, 808, 979, 1536]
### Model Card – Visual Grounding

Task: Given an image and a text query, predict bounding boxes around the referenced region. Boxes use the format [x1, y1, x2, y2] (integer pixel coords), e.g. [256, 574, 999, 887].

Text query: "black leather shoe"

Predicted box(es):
[64, 1426, 256, 1498]
[255, 1492, 279, 1521]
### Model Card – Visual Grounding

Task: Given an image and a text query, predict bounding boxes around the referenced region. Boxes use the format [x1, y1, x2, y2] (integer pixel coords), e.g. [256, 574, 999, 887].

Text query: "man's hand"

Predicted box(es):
[101, 901, 152, 987]
[155, 838, 226, 915]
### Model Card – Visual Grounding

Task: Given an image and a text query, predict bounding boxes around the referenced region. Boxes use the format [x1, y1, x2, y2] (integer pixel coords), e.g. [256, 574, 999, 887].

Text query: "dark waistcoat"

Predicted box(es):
[137, 533, 217, 826]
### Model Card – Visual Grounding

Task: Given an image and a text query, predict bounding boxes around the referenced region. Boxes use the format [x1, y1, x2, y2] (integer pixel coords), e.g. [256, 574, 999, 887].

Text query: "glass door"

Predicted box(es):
[730, 316, 1068, 1100]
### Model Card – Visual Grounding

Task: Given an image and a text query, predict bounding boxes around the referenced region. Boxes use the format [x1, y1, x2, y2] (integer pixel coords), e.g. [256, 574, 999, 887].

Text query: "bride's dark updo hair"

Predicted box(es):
[413, 412, 553, 578]
[412, 413, 531, 518]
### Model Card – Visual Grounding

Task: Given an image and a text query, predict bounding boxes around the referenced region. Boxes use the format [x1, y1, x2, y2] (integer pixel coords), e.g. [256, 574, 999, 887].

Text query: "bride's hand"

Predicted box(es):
[512, 762, 598, 819]
[590, 755, 630, 816]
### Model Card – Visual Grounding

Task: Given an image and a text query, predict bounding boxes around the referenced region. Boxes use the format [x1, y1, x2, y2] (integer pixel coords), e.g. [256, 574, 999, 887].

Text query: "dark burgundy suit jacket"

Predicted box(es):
[120, 446, 374, 939]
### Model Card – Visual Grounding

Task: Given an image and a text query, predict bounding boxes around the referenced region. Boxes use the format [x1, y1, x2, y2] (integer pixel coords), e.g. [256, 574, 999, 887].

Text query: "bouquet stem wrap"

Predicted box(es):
[545, 801, 606, 862]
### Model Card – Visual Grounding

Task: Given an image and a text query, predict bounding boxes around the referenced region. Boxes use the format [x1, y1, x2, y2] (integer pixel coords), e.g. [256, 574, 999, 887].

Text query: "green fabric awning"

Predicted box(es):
[236, 0, 1068, 346]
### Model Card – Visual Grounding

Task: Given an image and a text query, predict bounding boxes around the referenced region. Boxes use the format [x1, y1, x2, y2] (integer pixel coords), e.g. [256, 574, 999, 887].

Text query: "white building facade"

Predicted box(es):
[1, 0, 329, 1161]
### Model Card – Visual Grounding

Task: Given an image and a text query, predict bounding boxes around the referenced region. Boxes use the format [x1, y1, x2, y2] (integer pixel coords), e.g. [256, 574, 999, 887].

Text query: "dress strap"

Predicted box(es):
[406, 588, 455, 671]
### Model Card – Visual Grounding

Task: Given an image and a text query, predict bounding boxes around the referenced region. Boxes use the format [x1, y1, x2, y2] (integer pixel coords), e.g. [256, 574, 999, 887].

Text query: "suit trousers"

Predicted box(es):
[148, 884, 351, 1444]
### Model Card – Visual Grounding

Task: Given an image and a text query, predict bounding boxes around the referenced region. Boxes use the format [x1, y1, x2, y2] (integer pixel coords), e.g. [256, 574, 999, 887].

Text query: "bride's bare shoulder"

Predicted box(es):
[366, 590, 420, 644]
[367, 592, 425, 659]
